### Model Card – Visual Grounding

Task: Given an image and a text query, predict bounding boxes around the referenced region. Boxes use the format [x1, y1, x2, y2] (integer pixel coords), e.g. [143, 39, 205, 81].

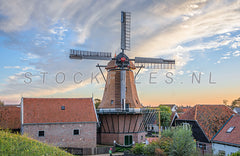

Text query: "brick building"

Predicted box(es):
[21, 98, 98, 153]
[0, 105, 21, 132]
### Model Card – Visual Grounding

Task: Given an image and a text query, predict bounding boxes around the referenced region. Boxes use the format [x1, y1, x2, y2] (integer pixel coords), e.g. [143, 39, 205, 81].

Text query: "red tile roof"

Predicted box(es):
[178, 105, 235, 140]
[0, 105, 21, 129]
[213, 114, 240, 145]
[22, 98, 97, 124]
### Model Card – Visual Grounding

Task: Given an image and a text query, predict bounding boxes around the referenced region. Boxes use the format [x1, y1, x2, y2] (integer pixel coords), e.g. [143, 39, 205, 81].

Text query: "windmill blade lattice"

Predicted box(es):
[70, 49, 112, 60]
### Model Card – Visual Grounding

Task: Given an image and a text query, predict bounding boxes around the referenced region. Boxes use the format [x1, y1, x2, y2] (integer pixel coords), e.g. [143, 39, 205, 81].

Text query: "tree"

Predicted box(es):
[157, 105, 172, 127]
[231, 97, 240, 108]
[94, 98, 101, 109]
[169, 125, 196, 156]
[223, 99, 228, 106]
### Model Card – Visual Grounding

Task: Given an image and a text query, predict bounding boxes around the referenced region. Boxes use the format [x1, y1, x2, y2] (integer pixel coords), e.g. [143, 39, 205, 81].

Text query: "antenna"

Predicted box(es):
[121, 11, 131, 53]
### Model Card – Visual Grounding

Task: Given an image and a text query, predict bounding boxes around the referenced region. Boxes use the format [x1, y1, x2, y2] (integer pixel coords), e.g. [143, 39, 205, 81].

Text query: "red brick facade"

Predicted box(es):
[0, 105, 20, 129]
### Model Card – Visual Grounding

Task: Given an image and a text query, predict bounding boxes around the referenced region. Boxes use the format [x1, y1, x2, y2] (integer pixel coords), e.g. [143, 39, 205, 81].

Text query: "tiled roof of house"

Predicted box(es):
[178, 105, 235, 140]
[213, 114, 240, 146]
[0, 105, 21, 129]
[22, 98, 97, 124]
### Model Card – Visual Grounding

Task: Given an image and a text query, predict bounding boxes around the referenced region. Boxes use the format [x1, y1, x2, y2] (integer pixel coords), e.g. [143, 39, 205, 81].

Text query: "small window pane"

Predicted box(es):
[73, 129, 79, 135]
[226, 126, 235, 133]
[61, 106, 65, 110]
[39, 131, 44, 137]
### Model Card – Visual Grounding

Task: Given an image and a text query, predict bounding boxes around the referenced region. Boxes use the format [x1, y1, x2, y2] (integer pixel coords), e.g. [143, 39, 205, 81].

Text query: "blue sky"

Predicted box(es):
[0, 0, 240, 106]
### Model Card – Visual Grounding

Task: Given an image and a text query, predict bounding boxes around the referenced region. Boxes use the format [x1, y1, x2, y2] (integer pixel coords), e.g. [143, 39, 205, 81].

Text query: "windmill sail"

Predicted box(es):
[134, 57, 175, 69]
[121, 11, 131, 51]
[70, 49, 112, 60]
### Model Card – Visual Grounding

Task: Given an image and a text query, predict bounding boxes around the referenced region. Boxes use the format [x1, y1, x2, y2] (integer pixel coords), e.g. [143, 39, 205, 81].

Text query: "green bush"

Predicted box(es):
[230, 151, 240, 156]
[162, 128, 174, 138]
[169, 126, 196, 156]
[131, 143, 145, 155]
[144, 143, 158, 155]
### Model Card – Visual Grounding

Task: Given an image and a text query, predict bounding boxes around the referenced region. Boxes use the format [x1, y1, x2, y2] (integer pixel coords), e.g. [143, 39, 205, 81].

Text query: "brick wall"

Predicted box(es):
[22, 122, 96, 148]
[100, 132, 146, 145]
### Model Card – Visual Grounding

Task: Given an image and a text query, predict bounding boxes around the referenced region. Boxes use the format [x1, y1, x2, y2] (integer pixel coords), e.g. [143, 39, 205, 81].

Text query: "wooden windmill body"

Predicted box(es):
[70, 12, 175, 145]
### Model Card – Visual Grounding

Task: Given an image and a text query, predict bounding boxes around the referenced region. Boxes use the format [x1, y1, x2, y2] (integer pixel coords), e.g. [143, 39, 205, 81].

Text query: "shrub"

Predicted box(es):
[144, 142, 158, 155]
[131, 143, 145, 155]
[169, 126, 196, 156]
[230, 151, 240, 156]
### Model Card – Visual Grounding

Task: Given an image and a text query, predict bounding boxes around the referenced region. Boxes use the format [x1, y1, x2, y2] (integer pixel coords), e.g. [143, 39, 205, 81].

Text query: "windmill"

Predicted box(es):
[70, 11, 175, 145]
[70, 11, 175, 111]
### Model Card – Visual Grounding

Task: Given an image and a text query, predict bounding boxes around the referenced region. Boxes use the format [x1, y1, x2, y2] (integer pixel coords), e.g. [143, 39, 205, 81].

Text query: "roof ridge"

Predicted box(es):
[211, 114, 235, 141]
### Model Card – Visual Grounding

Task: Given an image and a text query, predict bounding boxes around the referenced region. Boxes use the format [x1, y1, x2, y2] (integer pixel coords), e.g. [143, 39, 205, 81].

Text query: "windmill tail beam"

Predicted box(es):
[120, 70, 126, 110]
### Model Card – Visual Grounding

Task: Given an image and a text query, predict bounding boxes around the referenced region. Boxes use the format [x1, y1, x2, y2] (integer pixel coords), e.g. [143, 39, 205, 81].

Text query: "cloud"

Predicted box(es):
[233, 50, 240, 57]
[4, 66, 20, 69]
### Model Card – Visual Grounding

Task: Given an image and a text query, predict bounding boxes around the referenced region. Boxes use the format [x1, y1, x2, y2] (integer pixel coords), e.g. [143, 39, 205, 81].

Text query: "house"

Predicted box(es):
[233, 107, 240, 115]
[174, 105, 235, 154]
[21, 98, 98, 154]
[212, 114, 240, 156]
[0, 104, 21, 132]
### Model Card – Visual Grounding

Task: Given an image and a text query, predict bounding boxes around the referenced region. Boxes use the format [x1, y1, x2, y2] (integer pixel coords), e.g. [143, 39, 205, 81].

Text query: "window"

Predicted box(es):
[61, 106, 65, 110]
[38, 131, 44, 137]
[73, 129, 79, 135]
[111, 100, 114, 105]
[141, 136, 143, 140]
[198, 143, 206, 150]
[226, 126, 235, 133]
[124, 135, 133, 145]
[183, 123, 190, 129]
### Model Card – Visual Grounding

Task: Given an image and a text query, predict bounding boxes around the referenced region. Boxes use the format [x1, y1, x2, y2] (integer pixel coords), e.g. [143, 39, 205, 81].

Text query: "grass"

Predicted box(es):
[0, 130, 73, 156]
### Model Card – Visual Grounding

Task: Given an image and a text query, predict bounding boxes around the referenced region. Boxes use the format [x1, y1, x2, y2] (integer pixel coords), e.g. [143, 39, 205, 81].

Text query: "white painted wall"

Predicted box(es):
[212, 143, 240, 156]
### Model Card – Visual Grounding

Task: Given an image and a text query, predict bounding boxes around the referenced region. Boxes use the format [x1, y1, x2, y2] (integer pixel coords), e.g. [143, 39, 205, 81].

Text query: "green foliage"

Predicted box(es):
[94, 98, 101, 109]
[0, 130, 72, 156]
[132, 126, 196, 156]
[143, 142, 158, 155]
[115, 146, 132, 152]
[157, 137, 173, 154]
[131, 143, 145, 155]
[161, 128, 174, 138]
[158, 106, 172, 127]
[169, 126, 196, 156]
[230, 151, 240, 156]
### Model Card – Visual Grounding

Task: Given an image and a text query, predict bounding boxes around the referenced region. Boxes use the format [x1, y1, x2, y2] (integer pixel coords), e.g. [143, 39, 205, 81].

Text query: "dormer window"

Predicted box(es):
[61, 106, 65, 110]
[226, 126, 235, 133]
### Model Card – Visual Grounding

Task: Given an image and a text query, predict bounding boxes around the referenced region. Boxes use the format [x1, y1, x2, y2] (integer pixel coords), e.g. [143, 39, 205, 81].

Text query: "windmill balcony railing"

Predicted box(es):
[96, 108, 146, 114]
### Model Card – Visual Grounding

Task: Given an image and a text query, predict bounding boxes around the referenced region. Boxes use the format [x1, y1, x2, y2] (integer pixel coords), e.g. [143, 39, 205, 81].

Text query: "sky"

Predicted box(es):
[0, 0, 240, 106]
